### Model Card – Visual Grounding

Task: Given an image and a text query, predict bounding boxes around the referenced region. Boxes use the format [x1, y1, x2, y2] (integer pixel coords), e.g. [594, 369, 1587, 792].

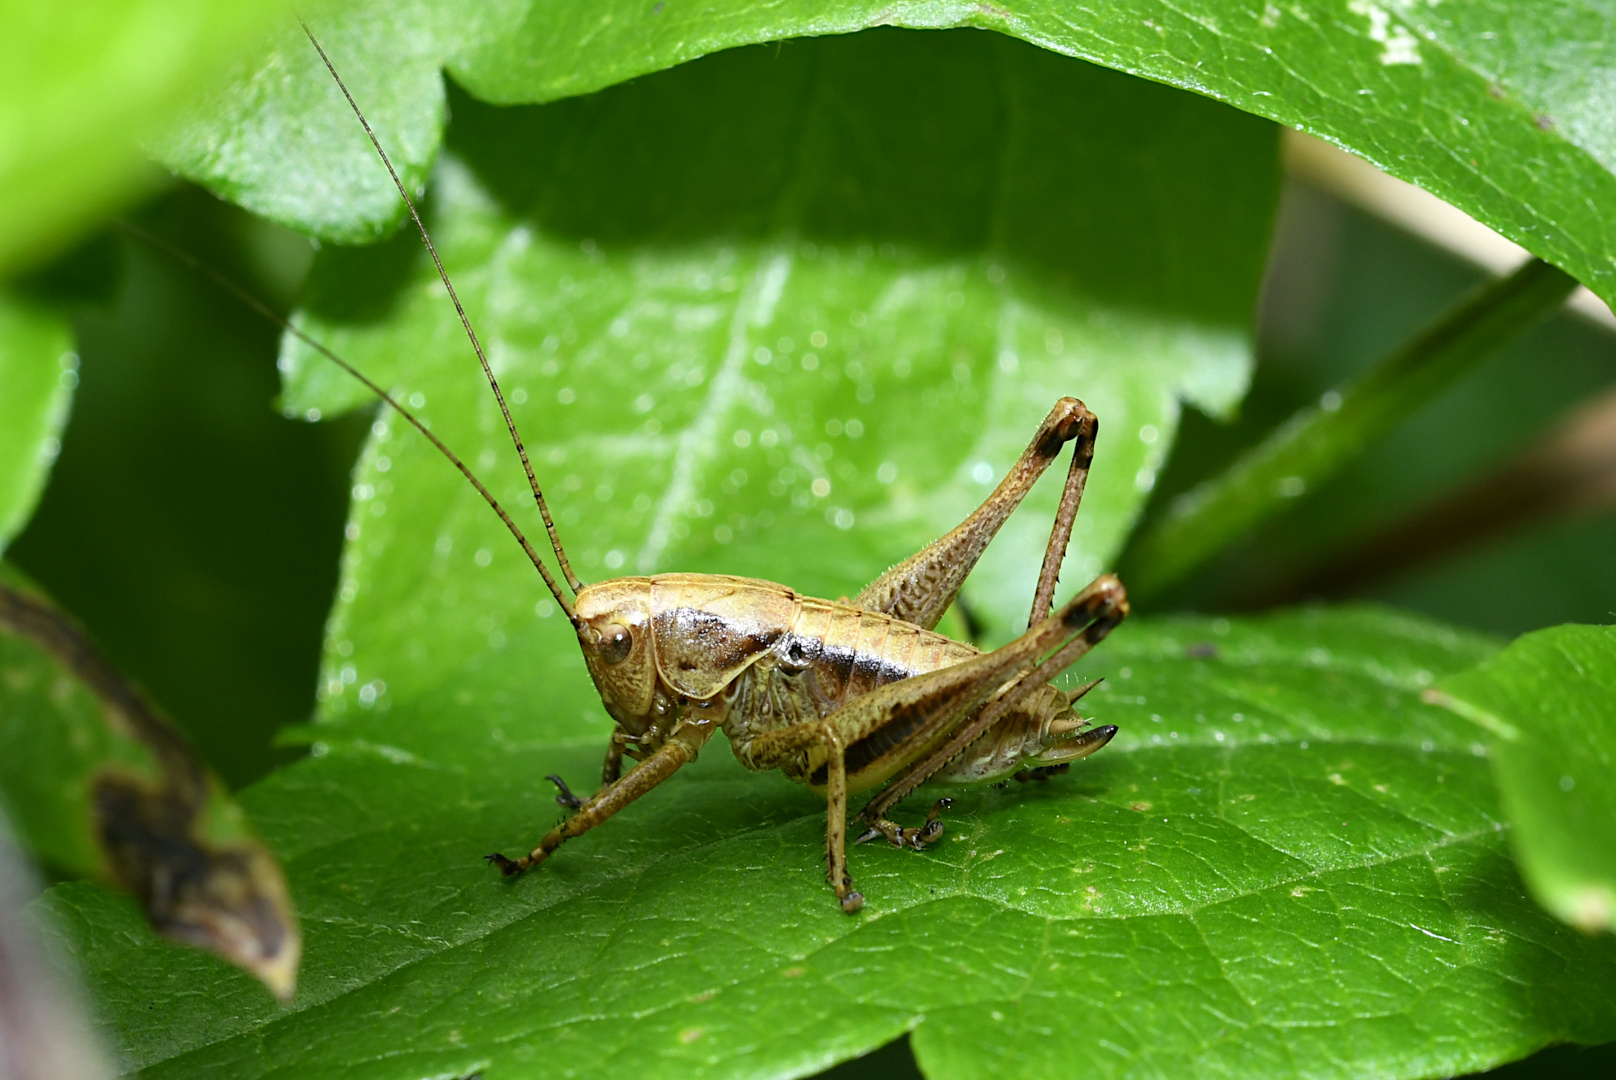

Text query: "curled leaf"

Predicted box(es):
[1431, 623, 1616, 933]
[0, 576, 299, 999]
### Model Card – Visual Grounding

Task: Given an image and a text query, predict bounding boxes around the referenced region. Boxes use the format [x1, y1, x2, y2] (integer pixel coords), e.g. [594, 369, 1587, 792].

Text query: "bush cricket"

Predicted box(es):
[265, 28, 1132, 914]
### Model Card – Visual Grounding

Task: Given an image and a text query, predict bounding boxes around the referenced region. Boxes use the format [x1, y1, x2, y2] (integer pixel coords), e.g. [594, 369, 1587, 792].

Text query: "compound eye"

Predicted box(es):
[598, 622, 634, 665]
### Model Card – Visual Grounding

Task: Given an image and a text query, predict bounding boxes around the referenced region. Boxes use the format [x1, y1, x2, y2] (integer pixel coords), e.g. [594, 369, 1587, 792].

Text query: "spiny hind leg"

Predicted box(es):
[852, 398, 1098, 631]
[1026, 408, 1098, 628]
[858, 575, 1129, 826]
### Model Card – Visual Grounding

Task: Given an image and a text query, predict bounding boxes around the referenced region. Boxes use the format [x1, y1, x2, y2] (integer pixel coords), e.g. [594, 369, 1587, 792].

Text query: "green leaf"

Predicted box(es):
[0, 0, 293, 274]
[36, 608, 1616, 1078]
[0, 294, 74, 552]
[281, 30, 1273, 647]
[1432, 624, 1616, 933]
[163, 0, 1616, 309]
[65, 17, 1615, 1080]
[147, 1, 452, 246]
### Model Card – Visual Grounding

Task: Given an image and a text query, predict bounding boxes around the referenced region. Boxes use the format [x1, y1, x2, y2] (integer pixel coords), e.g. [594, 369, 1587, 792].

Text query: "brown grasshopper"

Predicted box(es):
[300, 30, 1129, 913]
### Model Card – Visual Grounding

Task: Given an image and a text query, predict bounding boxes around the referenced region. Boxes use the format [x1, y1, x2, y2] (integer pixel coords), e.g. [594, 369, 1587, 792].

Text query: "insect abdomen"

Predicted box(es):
[728, 599, 1079, 793]
[783, 599, 971, 708]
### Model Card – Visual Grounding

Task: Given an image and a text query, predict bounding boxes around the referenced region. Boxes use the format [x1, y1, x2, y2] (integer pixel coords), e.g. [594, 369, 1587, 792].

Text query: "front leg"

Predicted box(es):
[599, 726, 645, 788]
[543, 728, 646, 814]
[487, 722, 713, 876]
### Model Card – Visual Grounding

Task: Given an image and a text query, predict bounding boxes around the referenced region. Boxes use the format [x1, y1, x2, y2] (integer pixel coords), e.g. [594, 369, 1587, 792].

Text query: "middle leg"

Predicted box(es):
[731, 718, 863, 912]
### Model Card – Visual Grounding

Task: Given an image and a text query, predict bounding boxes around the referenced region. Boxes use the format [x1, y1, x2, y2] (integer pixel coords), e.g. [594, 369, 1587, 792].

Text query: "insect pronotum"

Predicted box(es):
[296, 27, 1129, 913]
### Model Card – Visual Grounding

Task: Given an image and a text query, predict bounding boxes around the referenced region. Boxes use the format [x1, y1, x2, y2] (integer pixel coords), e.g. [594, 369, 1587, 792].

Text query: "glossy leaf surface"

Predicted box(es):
[281, 31, 1272, 656]
[161, 0, 1616, 310]
[1434, 624, 1616, 933]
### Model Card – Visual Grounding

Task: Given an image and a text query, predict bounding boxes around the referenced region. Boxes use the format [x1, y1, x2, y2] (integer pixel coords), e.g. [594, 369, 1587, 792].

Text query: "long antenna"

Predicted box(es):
[301, 20, 584, 597]
[116, 221, 580, 627]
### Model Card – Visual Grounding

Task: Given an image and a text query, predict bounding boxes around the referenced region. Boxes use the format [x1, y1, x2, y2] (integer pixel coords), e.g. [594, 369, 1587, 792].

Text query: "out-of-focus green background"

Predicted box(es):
[1144, 179, 1616, 634]
[10, 190, 367, 790]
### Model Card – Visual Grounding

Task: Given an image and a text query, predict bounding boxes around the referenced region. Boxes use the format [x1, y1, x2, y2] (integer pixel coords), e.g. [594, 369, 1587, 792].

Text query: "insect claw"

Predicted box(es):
[907, 798, 949, 847]
[853, 825, 883, 846]
[546, 773, 583, 810]
[485, 852, 524, 876]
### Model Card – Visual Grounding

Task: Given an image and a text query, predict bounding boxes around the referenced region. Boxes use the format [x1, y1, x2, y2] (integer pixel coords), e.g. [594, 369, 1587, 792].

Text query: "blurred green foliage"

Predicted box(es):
[8, 190, 367, 787]
[1118, 257, 1579, 600]
[0, 0, 297, 274]
[1144, 188, 1616, 636]
[0, 295, 73, 547]
[1437, 624, 1616, 933]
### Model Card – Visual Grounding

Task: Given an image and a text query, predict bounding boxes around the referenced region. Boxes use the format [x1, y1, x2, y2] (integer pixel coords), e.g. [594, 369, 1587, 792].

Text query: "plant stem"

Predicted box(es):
[1116, 257, 1577, 604]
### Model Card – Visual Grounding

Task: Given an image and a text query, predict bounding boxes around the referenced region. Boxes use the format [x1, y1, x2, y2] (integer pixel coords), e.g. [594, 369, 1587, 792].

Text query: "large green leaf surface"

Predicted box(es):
[38, 608, 1616, 1078]
[0, 294, 74, 551]
[1433, 624, 1616, 933]
[281, 31, 1271, 653]
[160, 0, 1616, 309]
